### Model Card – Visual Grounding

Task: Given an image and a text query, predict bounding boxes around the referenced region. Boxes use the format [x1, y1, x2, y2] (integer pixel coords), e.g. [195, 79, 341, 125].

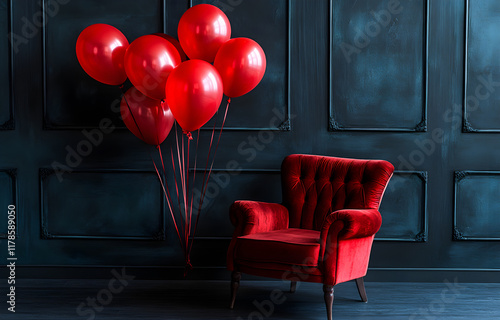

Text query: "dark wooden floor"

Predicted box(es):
[1, 279, 500, 319]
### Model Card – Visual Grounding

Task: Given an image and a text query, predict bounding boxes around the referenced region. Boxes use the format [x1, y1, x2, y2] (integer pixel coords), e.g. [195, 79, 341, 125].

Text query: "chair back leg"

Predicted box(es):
[229, 271, 241, 309]
[323, 285, 334, 320]
[355, 277, 368, 302]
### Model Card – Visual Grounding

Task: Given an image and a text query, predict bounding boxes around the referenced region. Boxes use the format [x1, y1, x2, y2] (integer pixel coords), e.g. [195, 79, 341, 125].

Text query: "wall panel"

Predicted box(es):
[463, 0, 500, 132]
[454, 171, 500, 240]
[0, 0, 13, 130]
[196, 0, 290, 131]
[43, 0, 164, 129]
[329, 0, 427, 131]
[377, 171, 427, 242]
[40, 169, 164, 240]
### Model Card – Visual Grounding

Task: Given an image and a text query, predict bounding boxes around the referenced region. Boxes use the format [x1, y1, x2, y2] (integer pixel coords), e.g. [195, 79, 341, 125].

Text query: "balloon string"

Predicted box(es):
[186, 136, 191, 248]
[151, 149, 182, 248]
[175, 128, 188, 254]
[188, 129, 200, 248]
[157, 145, 171, 207]
[158, 144, 167, 177]
[192, 104, 218, 238]
[197, 98, 231, 225]
[170, 146, 185, 238]
[182, 132, 188, 253]
[188, 98, 231, 256]
[183, 257, 193, 277]
[170, 133, 185, 239]
[119, 85, 146, 143]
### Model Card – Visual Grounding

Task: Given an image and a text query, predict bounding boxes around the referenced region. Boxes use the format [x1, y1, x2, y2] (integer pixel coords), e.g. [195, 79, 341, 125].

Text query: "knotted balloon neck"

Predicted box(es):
[184, 131, 193, 140]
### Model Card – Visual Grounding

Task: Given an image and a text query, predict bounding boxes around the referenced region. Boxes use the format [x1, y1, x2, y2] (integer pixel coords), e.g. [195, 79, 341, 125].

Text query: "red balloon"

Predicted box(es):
[124, 35, 181, 100]
[120, 86, 175, 145]
[165, 60, 223, 133]
[178, 4, 231, 63]
[152, 33, 188, 62]
[76, 24, 129, 85]
[214, 38, 266, 98]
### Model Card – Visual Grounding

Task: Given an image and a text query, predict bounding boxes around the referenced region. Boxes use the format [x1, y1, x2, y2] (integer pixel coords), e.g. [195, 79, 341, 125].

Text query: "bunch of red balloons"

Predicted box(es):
[76, 4, 266, 145]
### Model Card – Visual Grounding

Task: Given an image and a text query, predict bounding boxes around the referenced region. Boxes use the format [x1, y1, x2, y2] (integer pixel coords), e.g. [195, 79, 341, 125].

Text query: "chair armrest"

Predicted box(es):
[229, 200, 289, 236]
[319, 209, 382, 257]
[227, 201, 289, 271]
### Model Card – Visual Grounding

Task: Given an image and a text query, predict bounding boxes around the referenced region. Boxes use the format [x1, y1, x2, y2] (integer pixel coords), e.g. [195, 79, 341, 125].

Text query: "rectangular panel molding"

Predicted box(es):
[39, 168, 165, 240]
[329, 0, 428, 132]
[454, 171, 500, 240]
[376, 170, 428, 242]
[42, 0, 165, 129]
[0, 0, 14, 130]
[196, 0, 290, 131]
[463, 0, 500, 133]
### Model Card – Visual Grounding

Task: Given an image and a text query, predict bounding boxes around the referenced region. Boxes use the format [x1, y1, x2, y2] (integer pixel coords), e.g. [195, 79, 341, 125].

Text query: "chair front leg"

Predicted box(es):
[230, 271, 241, 309]
[355, 277, 368, 302]
[323, 284, 334, 320]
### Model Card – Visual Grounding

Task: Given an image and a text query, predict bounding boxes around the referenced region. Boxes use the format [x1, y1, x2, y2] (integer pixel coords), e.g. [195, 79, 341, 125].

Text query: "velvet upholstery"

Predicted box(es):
[235, 228, 321, 267]
[227, 201, 289, 270]
[227, 154, 394, 296]
[281, 154, 393, 230]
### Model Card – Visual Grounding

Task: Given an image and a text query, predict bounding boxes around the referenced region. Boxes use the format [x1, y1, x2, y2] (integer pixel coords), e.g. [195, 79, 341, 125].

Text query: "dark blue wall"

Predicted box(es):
[1, 0, 499, 281]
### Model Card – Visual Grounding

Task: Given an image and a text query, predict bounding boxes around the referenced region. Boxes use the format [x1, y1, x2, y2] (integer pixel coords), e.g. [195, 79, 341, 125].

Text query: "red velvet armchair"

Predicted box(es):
[227, 154, 394, 319]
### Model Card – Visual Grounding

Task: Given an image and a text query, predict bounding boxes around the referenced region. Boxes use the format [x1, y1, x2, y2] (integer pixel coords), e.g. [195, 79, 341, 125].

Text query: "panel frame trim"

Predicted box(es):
[41, 0, 167, 130]
[328, 0, 429, 132]
[453, 170, 500, 240]
[39, 168, 166, 240]
[375, 170, 428, 242]
[200, 0, 291, 132]
[462, 0, 500, 133]
[0, 0, 15, 130]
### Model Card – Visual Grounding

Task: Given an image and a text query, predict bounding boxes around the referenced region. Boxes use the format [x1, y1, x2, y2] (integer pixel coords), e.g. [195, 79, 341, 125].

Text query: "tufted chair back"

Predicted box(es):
[281, 154, 394, 230]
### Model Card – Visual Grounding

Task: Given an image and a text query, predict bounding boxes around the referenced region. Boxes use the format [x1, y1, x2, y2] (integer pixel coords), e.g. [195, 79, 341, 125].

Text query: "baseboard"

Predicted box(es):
[365, 268, 500, 283]
[1, 265, 499, 282]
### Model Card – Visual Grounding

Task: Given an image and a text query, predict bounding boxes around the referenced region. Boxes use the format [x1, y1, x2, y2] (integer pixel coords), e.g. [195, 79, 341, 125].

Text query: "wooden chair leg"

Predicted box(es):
[229, 271, 241, 309]
[323, 285, 334, 320]
[290, 281, 297, 293]
[355, 277, 368, 302]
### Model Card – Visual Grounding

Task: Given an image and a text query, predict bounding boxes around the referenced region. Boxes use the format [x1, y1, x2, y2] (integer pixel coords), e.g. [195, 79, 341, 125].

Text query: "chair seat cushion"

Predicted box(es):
[234, 228, 321, 267]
